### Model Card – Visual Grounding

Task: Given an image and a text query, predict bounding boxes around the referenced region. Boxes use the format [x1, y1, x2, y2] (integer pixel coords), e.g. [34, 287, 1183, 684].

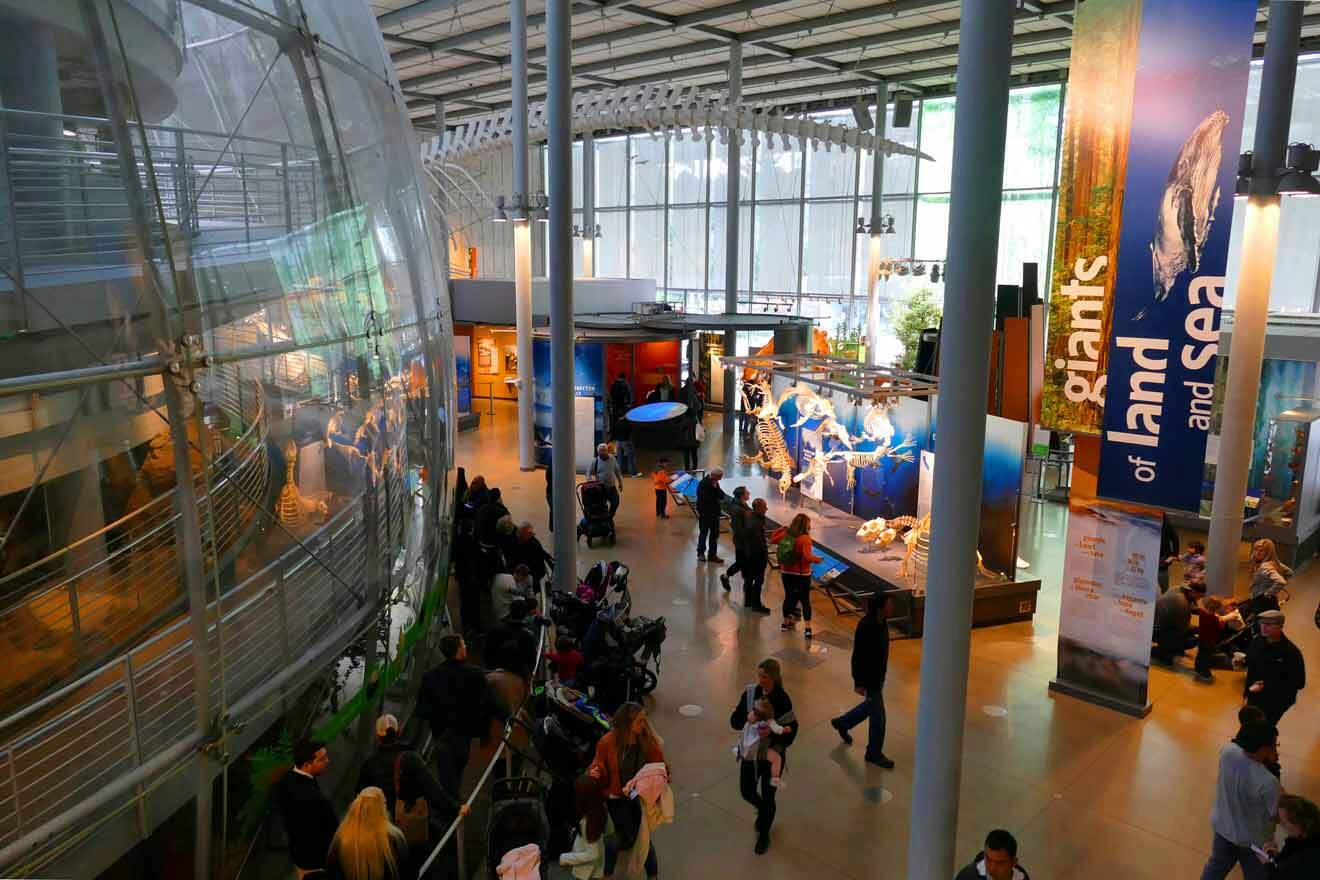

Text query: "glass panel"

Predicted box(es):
[917, 97, 956, 194]
[861, 102, 921, 197]
[630, 135, 666, 206]
[596, 137, 628, 207]
[667, 207, 705, 290]
[630, 208, 664, 281]
[755, 143, 803, 202]
[708, 204, 752, 291]
[669, 135, 709, 205]
[802, 202, 855, 295]
[596, 210, 627, 277]
[752, 203, 801, 293]
[805, 111, 857, 198]
[710, 138, 753, 204]
[914, 194, 951, 262]
[1002, 85, 1062, 190]
[854, 199, 915, 295]
[799, 294, 851, 340]
[996, 190, 1054, 287]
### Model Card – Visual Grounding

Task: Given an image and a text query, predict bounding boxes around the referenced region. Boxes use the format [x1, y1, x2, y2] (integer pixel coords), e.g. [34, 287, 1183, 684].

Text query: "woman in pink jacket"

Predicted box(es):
[770, 514, 822, 639]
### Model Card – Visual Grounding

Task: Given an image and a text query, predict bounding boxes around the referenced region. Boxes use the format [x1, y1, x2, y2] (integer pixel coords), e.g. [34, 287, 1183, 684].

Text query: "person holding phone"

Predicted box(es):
[1199, 720, 1282, 880]
[1256, 794, 1320, 878]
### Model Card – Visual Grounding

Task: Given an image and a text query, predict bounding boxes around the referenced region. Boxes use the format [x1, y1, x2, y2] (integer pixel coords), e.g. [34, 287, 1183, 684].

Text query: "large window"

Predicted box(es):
[533, 84, 1080, 335]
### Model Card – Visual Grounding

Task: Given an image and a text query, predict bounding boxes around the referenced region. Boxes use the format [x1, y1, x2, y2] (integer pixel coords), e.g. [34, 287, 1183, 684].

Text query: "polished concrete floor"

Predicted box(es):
[460, 401, 1320, 880]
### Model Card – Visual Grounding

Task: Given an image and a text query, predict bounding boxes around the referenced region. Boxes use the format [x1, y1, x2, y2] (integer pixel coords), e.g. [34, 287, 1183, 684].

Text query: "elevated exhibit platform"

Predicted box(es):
[721, 469, 1042, 635]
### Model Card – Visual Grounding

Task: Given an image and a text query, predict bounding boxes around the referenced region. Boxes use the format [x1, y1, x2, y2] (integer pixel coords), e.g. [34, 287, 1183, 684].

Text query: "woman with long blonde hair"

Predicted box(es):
[1249, 538, 1292, 614]
[325, 786, 411, 880]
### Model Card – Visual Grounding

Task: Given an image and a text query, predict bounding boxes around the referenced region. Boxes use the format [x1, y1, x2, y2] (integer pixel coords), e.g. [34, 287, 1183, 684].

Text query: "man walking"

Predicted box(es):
[1244, 609, 1306, 725]
[739, 499, 773, 613]
[589, 443, 624, 517]
[1199, 720, 1282, 880]
[273, 739, 338, 878]
[721, 487, 752, 592]
[830, 594, 894, 768]
[417, 634, 503, 799]
[696, 467, 726, 563]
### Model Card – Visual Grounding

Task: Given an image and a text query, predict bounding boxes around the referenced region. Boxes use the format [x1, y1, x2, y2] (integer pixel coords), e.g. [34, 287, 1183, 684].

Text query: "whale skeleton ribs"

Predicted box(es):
[421, 83, 935, 166]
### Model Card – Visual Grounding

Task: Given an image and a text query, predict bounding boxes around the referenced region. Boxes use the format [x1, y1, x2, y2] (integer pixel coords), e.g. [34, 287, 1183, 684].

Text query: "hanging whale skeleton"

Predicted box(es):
[421, 83, 935, 165]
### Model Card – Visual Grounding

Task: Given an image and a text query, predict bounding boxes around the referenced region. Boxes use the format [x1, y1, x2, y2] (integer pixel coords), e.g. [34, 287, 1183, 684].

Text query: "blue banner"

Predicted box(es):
[533, 339, 607, 465]
[1097, 0, 1256, 511]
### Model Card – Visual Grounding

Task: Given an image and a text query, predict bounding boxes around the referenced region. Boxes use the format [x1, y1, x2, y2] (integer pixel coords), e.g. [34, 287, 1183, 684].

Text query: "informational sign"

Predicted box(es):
[1097, 0, 1256, 510]
[454, 334, 472, 414]
[1051, 500, 1160, 714]
[532, 339, 607, 466]
[1041, 0, 1142, 436]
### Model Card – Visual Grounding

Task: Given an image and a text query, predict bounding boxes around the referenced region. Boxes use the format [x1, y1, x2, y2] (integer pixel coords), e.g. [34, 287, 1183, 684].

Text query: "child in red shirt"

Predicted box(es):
[548, 636, 585, 685]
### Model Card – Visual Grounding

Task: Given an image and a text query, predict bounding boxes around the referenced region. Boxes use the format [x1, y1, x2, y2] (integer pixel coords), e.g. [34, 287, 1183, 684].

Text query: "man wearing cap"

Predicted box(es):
[1245, 610, 1306, 725]
[357, 714, 464, 817]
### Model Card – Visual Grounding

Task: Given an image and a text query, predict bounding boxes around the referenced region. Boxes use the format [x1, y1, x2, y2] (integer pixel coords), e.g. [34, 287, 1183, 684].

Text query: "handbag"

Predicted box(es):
[393, 754, 430, 848]
[694, 422, 706, 442]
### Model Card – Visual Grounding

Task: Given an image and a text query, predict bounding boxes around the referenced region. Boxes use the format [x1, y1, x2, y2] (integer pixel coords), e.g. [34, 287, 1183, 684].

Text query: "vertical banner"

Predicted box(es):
[1050, 499, 1161, 715]
[1097, 0, 1256, 510]
[1041, 0, 1142, 435]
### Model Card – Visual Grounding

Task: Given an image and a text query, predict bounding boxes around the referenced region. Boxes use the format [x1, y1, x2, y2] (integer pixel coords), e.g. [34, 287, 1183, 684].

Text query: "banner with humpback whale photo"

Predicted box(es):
[1096, 0, 1256, 510]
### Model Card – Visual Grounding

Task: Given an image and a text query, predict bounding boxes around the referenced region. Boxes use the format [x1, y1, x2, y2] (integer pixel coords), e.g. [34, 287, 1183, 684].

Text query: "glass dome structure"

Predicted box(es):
[0, 1, 453, 874]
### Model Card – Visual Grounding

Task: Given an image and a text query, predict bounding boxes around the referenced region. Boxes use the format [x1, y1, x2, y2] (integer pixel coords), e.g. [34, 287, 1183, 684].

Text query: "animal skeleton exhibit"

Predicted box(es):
[422, 83, 935, 165]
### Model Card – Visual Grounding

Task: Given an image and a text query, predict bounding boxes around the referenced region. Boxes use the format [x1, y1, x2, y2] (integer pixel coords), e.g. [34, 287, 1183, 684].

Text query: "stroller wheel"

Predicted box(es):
[633, 665, 658, 695]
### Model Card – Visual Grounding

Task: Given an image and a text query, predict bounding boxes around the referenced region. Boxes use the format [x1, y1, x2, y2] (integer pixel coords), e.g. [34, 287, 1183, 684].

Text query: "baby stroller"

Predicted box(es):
[549, 561, 631, 638]
[487, 777, 549, 878]
[576, 481, 616, 547]
[580, 606, 667, 711]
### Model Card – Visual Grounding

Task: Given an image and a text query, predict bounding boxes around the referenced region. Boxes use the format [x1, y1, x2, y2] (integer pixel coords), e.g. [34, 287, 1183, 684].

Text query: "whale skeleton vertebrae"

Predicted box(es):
[421, 83, 934, 165]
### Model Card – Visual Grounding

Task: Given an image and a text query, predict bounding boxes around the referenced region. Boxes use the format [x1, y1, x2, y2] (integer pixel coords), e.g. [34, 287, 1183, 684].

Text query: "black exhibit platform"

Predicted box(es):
[722, 472, 1042, 636]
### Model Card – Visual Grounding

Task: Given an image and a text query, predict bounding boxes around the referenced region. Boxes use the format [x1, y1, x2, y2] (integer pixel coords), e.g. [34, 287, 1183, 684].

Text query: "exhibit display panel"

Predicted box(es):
[724, 356, 1039, 631]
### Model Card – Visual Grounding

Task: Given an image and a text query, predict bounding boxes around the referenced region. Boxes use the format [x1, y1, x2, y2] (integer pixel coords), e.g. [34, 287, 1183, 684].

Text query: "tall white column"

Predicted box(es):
[582, 129, 596, 277]
[546, 0, 577, 592]
[1206, 1, 1302, 596]
[722, 41, 742, 439]
[511, 0, 535, 471]
[905, 4, 1014, 879]
[865, 80, 889, 369]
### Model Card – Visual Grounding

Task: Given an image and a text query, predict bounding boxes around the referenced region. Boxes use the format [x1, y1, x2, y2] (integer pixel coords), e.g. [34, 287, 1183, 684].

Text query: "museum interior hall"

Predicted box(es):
[1, 2, 1320, 879]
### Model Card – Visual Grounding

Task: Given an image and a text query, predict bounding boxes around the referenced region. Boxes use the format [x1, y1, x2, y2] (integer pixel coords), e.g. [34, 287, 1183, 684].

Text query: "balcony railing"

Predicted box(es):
[0, 362, 269, 714]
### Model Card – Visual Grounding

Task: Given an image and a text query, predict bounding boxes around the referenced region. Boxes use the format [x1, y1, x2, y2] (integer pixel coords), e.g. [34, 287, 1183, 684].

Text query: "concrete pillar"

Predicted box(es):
[582, 129, 595, 278]
[722, 41, 742, 439]
[511, 0, 535, 471]
[905, 4, 1014, 879]
[546, 0, 577, 593]
[1206, 2, 1303, 597]
[865, 81, 888, 369]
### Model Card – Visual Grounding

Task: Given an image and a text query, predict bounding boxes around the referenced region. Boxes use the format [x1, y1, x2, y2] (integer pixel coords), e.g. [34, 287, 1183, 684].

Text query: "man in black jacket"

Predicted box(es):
[696, 468, 726, 563]
[720, 487, 752, 592]
[1245, 610, 1306, 725]
[955, 829, 1031, 880]
[507, 522, 552, 587]
[417, 635, 504, 800]
[273, 738, 338, 875]
[357, 714, 464, 817]
[737, 499, 772, 614]
[830, 594, 894, 768]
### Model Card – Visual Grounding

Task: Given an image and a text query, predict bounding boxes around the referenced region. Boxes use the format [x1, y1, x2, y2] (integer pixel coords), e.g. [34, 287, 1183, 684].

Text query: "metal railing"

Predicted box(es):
[0, 107, 322, 287]
[0, 362, 269, 714]
[0, 492, 381, 860]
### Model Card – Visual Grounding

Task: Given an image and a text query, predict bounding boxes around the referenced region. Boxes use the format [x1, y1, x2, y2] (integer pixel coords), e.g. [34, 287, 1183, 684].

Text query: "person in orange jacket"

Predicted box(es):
[652, 458, 672, 519]
[770, 514, 821, 639]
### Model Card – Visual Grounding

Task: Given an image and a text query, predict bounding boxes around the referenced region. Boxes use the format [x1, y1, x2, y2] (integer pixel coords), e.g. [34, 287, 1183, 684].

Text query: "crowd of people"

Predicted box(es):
[263, 390, 1320, 879]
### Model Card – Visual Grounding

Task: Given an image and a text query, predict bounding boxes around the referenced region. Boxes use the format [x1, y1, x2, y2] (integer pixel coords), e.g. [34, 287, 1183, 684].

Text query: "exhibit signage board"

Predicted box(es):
[1096, 0, 1256, 510]
[1050, 499, 1161, 715]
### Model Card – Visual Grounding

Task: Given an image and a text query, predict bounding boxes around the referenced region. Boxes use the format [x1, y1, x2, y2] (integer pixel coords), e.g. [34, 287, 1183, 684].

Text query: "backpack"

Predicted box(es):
[393, 754, 430, 848]
[776, 534, 798, 566]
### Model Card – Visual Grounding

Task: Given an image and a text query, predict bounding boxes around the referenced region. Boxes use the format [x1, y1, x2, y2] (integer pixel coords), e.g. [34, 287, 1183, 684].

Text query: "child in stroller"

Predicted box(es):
[576, 481, 616, 547]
